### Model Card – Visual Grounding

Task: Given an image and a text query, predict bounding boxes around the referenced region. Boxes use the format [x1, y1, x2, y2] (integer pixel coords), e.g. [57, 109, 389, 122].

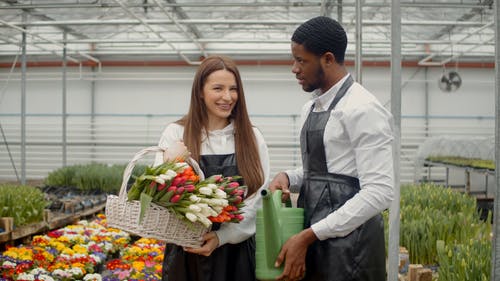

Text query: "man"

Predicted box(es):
[269, 16, 394, 281]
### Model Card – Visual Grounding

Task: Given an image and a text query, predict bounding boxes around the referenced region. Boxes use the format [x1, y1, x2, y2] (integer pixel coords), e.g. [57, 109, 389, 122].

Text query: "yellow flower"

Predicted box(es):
[57, 236, 70, 243]
[42, 251, 55, 262]
[73, 244, 88, 254]
[62, 247, 75, 255]
[50, 241, 67, 252]
[72, 263, 87, 275]
[132, 261, 145, 272]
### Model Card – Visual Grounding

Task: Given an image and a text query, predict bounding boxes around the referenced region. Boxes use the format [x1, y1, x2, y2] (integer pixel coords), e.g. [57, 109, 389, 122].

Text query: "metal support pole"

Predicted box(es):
[20, 13, 27, 185]
[491, 0, 500, 276]
[62, 31, 67, 167]
[91, 66, 96, 160]
[424, 67, 429, 137]
[387, 0, 401, 280]
[355, 0, 362, 83]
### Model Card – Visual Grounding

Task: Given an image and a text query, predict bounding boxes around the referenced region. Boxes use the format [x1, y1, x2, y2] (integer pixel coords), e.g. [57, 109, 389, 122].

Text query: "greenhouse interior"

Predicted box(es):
[0, 0, 499, 280]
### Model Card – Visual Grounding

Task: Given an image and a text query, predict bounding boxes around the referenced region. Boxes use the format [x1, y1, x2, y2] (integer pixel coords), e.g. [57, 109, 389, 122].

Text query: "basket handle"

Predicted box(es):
[118, 146, 205, 200]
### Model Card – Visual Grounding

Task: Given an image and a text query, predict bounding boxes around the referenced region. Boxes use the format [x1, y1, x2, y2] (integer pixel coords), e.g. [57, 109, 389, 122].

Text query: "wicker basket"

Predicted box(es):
[106, 146, 209, 247]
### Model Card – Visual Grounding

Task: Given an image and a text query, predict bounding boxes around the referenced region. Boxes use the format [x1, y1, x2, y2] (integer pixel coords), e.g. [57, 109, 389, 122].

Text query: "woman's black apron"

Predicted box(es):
[162, 154, 256, 281]
[297, 76, 386, 281]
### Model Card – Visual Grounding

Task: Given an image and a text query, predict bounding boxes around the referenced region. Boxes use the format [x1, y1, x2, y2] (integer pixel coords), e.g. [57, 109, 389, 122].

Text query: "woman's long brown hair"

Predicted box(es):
[176, 56, 264, 196]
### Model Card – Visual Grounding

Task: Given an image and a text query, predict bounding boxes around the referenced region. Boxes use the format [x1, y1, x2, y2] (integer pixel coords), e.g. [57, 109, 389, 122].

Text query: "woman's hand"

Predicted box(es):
[269, 172, 291, 202]
[183, 231, 219, 256]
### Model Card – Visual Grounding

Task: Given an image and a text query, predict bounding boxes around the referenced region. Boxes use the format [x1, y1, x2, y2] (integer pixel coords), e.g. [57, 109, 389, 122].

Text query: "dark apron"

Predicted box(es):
[297, 76, 386, 281]
[162, 154, 256, 281]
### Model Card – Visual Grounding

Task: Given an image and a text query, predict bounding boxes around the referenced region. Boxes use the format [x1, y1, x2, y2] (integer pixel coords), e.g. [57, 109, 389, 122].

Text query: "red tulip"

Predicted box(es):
[170, 194, 181, 203]
[157, 183, 167, 191]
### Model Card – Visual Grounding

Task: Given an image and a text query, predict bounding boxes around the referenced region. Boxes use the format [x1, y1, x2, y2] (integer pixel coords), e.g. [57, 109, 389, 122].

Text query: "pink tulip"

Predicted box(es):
[170, 194, 181, 203]
[233, 196, 242, 204]
[228, 182, 240, 188]
[167, 185, 177, 193]
[176, 187, 185, 194]
[185, 184, 195, 192]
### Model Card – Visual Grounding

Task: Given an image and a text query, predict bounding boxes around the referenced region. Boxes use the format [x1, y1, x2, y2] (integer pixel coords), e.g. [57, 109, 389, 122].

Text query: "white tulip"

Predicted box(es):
[195, 213, 213, 228]
[214, 189, 227, 199]
[189, 204, 202, 213]
[164, 169, 178, 180]
[174, 162, 189, 171]
[189, 195, 201, 203]
[185, 212, 198, 222]
[154, 176, 165, 184]
[199, 186, 213, 196]
[207, 183, 218, 190]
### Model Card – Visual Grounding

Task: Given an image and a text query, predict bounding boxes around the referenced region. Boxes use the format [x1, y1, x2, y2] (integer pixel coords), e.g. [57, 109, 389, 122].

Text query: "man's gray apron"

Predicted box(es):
[162, 154, 256, 281]
[297, 76, 386, 281]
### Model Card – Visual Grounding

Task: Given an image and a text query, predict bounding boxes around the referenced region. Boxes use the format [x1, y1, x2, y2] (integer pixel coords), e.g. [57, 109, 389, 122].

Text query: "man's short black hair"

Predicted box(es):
[291, 16, 347, 64]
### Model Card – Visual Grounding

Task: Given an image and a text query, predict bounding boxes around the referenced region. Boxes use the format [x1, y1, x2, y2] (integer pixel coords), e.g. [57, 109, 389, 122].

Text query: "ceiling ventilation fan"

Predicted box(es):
[438, 70, 462, 92]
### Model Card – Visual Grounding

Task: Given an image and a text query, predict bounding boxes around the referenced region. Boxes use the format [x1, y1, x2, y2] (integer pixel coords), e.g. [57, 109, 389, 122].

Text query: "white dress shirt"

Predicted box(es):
[286, 74, 395, 241]
[155, 122, 270, 246]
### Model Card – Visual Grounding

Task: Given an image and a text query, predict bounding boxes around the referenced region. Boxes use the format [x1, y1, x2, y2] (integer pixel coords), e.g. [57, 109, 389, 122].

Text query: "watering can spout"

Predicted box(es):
[261, 189, 283, 268]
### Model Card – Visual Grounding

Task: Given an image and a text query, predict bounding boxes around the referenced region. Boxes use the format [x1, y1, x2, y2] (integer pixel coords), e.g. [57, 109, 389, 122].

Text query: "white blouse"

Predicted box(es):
[154, 122, 270, 246]
[286, 74, 395, 241]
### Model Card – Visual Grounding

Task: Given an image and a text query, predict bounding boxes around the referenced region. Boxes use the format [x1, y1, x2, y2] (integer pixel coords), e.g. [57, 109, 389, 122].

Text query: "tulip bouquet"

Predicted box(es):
[126, 143, 246, 229]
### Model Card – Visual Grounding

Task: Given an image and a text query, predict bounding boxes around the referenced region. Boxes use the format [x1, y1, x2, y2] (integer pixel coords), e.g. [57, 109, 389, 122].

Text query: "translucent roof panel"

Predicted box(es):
[0, 0, 495, 65]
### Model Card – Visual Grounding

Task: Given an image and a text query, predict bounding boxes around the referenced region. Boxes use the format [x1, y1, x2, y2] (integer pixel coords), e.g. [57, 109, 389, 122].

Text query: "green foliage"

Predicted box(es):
[426, 155, 495, 170]
[0, 184, 49, 226]
[437, 237, 491, 281]
[385, 183, 491, 266]
[44, 163, 146, 194]
[44, 165, 78, 187]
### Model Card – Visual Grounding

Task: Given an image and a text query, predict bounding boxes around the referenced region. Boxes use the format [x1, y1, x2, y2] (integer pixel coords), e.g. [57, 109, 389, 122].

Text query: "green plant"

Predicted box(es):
[43, 165, 79, 187]
[426, 156, 495, 170]
[436, 236, 491, 281]
[0, 184, 49, 226]
[44, 163, 147, 194]
[393, 183, 488, 265]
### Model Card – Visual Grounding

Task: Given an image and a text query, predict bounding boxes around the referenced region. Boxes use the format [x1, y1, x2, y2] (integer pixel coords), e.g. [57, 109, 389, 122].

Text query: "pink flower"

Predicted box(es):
[185, 184, 195, 192]
[228, 182, 240, 188]
[170, 194, 181, 203]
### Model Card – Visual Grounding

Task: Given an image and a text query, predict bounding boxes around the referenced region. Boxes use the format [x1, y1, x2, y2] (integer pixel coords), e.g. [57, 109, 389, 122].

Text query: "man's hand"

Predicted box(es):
[275, 228, 317, 281]
[269, 172, 291, 202]
[183, 231, 219, 256]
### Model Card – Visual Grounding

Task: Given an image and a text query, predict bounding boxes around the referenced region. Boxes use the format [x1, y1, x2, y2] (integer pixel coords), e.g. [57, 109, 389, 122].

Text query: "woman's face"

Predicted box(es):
[202, 69, 238, 126]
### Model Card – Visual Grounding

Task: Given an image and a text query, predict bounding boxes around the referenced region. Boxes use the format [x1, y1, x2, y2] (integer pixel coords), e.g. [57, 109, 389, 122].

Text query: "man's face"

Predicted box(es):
[291, 42, 325, 93]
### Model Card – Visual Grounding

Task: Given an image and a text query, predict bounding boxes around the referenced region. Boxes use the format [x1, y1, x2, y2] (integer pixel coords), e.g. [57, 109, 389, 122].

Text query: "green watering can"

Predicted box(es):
[256, 189, 304, 280]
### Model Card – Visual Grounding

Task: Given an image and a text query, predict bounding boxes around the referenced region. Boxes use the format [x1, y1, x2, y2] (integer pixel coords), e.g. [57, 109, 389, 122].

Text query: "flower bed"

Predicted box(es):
[0, 214, 130, 281]
[100, 238, 165, 281]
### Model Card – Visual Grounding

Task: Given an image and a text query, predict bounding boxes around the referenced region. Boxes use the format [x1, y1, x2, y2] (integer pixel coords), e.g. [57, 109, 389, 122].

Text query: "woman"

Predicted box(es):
[154, 55, 270, 281]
